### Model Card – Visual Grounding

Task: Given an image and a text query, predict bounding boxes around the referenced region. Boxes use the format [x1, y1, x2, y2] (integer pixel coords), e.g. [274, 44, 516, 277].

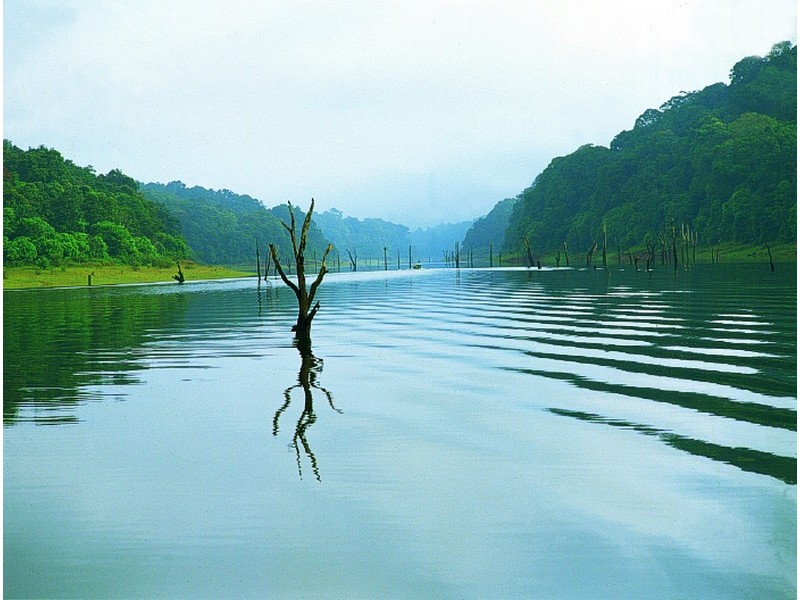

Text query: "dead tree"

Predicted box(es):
[264, 249, 272, 279]
[522, 236, 534, 268]
[269, 199, 333, 347]
[671, 224, 679, 272]
[586, 241, 597, 268]
[173, 261, 185, 284]
[346, 249, 357, 271]
[765, 243, 775, 272]
[256, 240, 262, 281]
[645, 235, 656, 271]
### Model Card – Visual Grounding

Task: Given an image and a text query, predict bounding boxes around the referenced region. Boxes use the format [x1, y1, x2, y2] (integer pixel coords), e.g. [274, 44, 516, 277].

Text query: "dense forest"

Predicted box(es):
[139, 181, 329, 267]
[461, 197, 518, 260]
[312, 208, 410, 268]
[410, 221, 474, 263]
[2, 137, 472, 271]
[501, 41, 796, 262]
[4, 43, 795, 271]
[311, 211, 474, 267]
[140, 182, 471, 268]
[3, 140, 187, 268]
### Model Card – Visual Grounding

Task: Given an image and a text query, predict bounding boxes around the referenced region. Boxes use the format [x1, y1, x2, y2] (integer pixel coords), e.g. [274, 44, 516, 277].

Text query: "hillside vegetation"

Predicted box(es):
[140, 181, 329, 266]
[500, 41, 796, 262]
[5, 43, 795, 275]
[3, 141, 187, 268]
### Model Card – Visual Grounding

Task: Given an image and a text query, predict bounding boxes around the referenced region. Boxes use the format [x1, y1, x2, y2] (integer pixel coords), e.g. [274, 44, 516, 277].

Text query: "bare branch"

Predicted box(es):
[308, 243, 333, 307]
[307, 301, 321, 323]
[269, 243, 300, 297]
[298, 198, 315, 257]
[285, 202, 298, 255]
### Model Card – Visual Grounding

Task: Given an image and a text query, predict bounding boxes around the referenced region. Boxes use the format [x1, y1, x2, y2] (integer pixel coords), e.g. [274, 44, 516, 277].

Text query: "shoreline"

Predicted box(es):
[3, 243, 795, 290]
[3, 263, 255, 290]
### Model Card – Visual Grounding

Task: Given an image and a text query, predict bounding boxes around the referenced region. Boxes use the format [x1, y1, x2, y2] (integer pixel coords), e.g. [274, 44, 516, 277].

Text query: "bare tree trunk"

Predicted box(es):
[522, 236, 534, 268]
[586, 241, 597, 268]
[269, 199, 332, 346]
[672, 224, 679, 273]
[256, 240, 262, 282]
[602, 222, 608, 271]
[765, 243, 775, 272]
[173, 261, 185, 284]
[346, 249, 357, 271]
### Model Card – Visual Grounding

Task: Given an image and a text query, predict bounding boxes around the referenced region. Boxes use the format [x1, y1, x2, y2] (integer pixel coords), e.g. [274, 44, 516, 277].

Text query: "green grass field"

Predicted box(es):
[3, 263, 255, 289]
[706, 242, 796, 264]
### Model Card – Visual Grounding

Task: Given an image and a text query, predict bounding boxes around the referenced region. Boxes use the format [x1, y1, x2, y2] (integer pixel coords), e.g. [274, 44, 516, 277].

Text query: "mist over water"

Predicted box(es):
[4, 265, 796, 598]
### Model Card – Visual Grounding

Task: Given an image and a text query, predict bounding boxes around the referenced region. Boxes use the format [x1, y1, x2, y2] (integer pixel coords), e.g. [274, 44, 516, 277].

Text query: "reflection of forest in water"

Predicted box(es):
[4, 287, 191, 424]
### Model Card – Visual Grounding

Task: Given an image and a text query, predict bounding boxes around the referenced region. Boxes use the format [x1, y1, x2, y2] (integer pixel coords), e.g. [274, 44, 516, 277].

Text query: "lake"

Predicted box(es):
[4, 264, 796, 599]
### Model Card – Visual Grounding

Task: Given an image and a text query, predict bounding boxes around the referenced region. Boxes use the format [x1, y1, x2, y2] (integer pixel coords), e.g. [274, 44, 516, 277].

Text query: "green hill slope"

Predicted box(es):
[3, 141, 188, 268]
[502, 41, 796, 261]
[140, 181, 328, 267]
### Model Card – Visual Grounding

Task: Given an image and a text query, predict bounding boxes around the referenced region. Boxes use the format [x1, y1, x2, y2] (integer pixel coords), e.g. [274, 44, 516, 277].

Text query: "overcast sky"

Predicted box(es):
[4, 1, 797, 228]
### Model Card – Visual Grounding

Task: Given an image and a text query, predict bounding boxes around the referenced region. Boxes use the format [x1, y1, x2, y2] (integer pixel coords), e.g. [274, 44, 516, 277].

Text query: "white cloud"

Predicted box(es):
[4, 0, 797, 226]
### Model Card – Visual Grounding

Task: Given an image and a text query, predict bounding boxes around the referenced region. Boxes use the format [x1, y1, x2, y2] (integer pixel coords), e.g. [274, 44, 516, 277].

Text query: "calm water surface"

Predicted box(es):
[4, 265, 796, 598]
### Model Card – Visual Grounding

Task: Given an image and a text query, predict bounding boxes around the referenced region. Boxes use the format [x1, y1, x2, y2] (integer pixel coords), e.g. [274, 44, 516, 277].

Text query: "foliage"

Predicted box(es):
[409, 221, 474, 262]
[140, 181, 329, 266]
[504, 42, 797, 256]
[313, 208, 409, 265]
[461, 197, 518, 256]
[313, 208, 473, 266]
[3, 141, 188, 267]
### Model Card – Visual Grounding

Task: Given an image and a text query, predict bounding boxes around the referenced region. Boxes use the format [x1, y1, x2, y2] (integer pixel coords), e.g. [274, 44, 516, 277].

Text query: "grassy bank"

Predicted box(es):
[3, 262, 255, 290]
[704, 242, 796, 264]
[559, 242, 796, 267]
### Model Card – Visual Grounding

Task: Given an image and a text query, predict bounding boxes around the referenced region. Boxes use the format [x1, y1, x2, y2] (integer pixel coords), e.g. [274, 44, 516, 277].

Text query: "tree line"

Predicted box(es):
[140, 181, 330, 267]
[498, 41, 796, 265]
[141, 182, 473, 269]
[5, 43, 794, 272]
[3, 141, 188, 268]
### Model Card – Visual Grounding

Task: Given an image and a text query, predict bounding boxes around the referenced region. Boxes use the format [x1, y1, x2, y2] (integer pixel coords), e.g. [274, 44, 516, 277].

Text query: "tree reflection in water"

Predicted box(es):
[273, 342, 341, 481]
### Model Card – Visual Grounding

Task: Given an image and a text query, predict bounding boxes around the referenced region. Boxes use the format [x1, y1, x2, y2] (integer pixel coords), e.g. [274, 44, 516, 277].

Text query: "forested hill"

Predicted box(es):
[142, 182, 473, 267]
[3, 140, 188, 267]
[314, 209, 473, 265]
[501, 41, 796, 258]
[313, 208, 410, 264]
[6, 43, 793, 271]
[139, 181, 329, 265]
[461, 197, 518, 256]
